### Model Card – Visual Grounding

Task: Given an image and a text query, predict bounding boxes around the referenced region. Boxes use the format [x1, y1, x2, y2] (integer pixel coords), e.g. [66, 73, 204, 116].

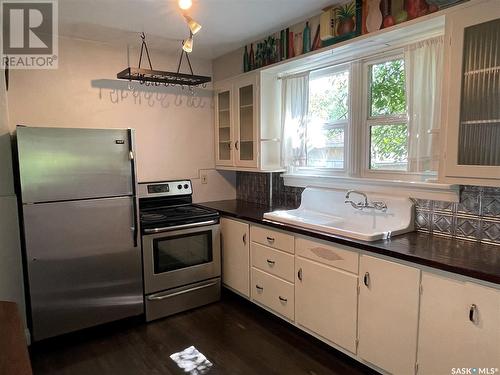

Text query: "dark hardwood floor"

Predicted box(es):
[30, 291, 377, 375]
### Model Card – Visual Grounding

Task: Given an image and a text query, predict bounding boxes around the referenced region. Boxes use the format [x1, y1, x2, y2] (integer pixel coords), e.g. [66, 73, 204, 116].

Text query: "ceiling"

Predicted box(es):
[58, 0, 332, 60]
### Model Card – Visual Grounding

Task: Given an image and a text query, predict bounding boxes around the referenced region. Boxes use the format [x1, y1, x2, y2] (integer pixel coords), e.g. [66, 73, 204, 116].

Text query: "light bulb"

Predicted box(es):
[178, 0, 192, 10]
[182, 35, 193, 53]
[184, 16, 202, 35]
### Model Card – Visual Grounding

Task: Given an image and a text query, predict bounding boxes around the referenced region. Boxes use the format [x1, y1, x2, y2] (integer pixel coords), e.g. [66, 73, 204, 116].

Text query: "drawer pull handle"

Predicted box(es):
[298, 267, 303, 281]
[266, 236, 275, 243]
[469, 304, 477, 324]
[363, 272, 370, 287]
[242, 233, 247, 245]
[255, 285, 263, 291]
[266, 259, 275, 266]
[279, 296, 287, 303]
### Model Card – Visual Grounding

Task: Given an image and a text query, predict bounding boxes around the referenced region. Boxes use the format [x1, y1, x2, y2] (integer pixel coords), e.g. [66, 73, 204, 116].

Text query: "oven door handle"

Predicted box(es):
[147, 281, 219, 301]
[143, 219, 219, 234]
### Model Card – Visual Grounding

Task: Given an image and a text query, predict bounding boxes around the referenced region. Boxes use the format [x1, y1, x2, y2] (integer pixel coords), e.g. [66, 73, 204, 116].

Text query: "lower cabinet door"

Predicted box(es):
[358, 255, 420, 375]
[418, 272, 500, 374]
[221, 218, 250, 297]
[295, 257, 358, 353]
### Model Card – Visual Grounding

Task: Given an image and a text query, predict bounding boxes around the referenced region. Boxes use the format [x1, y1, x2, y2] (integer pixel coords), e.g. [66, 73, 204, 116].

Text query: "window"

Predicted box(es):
[366, 57, 409, 171]
[306, 66, 349, 169]
[281, 36, 443, 182]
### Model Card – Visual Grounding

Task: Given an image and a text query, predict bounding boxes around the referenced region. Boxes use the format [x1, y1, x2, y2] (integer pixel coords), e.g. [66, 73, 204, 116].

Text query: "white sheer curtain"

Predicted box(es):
[281, 72, 309, 170]
[405, 36, 444, 173]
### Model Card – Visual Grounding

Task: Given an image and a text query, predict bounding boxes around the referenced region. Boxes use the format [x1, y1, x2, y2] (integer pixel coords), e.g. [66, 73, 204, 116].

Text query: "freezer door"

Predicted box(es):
[17, 127, 133, 203]
[23, 197, 143, 341]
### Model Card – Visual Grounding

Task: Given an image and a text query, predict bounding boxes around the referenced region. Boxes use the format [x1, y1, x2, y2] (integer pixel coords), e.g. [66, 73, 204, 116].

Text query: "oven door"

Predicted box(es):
[142, 222, 221, 294]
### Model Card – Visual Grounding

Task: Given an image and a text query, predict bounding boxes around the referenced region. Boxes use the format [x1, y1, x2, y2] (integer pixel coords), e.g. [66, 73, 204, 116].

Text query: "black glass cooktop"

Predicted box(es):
[140, 204, 219, 230]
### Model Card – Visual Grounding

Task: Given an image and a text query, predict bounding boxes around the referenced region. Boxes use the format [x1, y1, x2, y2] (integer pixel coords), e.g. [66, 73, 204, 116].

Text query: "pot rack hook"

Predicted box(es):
[138, 32, 153, 70]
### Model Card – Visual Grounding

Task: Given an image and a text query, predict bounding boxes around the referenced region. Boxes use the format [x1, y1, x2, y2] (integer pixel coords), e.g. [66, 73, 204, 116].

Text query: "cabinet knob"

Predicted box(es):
[469, 304, 478, 324]
[363, 272, 370, 287]
[242, 233, 247, 245]
[297, 267, 303, 281]
[255, 284, 263, 291]
[266, 236, 275, 243]
[266, 259, 275, 266]
[278, 296, 287, 303]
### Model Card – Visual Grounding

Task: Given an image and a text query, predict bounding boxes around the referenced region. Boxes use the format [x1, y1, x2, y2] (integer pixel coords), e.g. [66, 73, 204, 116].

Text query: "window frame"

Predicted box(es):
[293, 63, 351, 176]
[361, 51, 420, 181]
[283, 47, 438, 182]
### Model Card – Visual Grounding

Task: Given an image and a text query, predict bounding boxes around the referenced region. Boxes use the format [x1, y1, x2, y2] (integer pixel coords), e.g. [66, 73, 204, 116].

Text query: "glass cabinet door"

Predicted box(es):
[216, 89, 233, 165]
[444, 2, 500, 181]
[458, 18, 500, 166]
[235, 79, 258, 167]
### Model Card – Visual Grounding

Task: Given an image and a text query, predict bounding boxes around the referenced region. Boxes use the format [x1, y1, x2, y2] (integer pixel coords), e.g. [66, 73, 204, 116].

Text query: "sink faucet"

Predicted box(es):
[345, 190, 387, 212]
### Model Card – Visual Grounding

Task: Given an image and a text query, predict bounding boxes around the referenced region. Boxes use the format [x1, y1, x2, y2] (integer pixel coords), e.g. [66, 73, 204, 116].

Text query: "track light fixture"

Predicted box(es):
[182, 32, 193, 53]
[184, 15, 202, 35]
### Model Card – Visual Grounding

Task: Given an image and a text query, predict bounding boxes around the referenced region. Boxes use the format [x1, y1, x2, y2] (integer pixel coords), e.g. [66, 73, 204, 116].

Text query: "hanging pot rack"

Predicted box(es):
[117, 33, 211, 87]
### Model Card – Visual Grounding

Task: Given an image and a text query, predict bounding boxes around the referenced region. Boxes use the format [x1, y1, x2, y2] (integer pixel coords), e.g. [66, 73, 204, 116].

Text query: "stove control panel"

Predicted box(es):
[138, 180, 192, 198]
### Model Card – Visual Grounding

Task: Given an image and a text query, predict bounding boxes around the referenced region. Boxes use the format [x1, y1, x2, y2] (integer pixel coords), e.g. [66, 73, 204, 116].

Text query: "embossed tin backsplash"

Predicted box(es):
[236, 172, 500, 245]
[415, 186, 500, 245]
[236, 172, 303, 208]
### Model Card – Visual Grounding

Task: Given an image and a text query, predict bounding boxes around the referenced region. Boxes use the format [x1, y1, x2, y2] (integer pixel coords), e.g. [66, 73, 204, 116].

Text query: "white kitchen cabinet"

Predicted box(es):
[251, 267, 294, 321]
[358, 255, 420, 375]
[251, 242, 295, 283]
[417, 272, 500, 374]
[214, 83, 234, 166]
[295, 256, 358, 353]
[250, 225, 294, 254]
[220, 218, 250, 297]
[441, 0, 500, 186]
[234, 74, 258, 168]
[214, 71, 283, 171]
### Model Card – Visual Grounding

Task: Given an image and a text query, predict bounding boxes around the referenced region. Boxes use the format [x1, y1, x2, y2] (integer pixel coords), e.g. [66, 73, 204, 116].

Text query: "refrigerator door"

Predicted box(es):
[17, 127, 133, 203]
[23, 196, 143, 341]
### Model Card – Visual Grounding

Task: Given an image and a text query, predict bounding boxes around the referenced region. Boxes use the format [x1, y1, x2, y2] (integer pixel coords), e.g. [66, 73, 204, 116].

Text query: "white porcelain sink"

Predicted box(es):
[264, 187, 414, 241]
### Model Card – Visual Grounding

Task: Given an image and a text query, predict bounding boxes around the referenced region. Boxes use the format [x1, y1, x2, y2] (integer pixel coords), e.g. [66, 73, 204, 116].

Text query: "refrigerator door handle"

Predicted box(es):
[128, 129, 139, 248]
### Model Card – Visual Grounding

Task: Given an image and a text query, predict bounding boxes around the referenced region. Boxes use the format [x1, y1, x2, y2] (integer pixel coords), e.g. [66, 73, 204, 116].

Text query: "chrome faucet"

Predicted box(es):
[345, 190, 387, 212]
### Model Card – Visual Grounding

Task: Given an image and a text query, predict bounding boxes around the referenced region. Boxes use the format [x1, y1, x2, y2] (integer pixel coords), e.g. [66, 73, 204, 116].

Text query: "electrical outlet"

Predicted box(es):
[201, 173, 208, 184]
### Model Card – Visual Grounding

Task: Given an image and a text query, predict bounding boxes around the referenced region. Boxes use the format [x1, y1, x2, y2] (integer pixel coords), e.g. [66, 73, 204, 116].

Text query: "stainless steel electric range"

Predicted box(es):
[138, 180, 221, 321]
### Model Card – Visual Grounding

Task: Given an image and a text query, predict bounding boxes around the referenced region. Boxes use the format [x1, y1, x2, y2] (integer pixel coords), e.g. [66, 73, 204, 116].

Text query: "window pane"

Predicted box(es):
[309, 70, 349, 123]
[307, 124, 345, 168]
[306, 68, 349, 169]
[370, 124, 408, 170]
[370, 59, 406, 117]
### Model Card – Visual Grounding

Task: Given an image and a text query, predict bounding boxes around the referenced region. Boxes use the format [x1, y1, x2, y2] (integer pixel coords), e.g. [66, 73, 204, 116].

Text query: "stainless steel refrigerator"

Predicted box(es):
[16, 126, 143, 342]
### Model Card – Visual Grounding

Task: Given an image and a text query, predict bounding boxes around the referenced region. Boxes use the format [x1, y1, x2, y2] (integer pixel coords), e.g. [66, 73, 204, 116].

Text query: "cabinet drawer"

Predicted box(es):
[251, 268, 294, 321]
[296, 237, 359, 274]
[251, 242, 294, 283]
[250, 225, 294, 254]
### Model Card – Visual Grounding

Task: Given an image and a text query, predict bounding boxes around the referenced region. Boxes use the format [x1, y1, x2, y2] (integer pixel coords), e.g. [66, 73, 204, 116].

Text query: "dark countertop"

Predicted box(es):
[198, 200, 500, 285]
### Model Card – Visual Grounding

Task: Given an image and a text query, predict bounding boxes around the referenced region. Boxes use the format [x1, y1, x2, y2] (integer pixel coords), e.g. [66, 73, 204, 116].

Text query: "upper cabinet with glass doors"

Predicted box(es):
[215, 83, 233, 166]
[214, 71, 283, 172]
[442, 0, 500, 186]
